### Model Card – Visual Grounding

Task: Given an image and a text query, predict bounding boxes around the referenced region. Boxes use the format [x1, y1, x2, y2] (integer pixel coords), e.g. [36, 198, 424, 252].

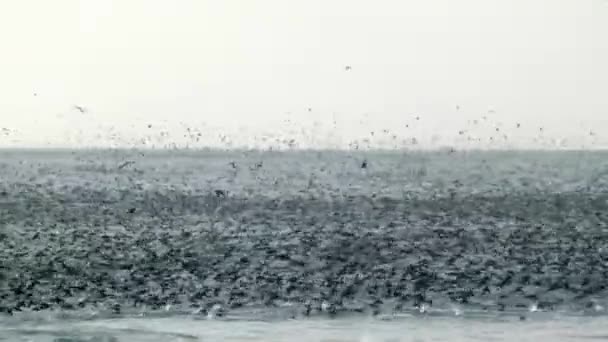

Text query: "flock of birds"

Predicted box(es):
[0, 65, 601, 150]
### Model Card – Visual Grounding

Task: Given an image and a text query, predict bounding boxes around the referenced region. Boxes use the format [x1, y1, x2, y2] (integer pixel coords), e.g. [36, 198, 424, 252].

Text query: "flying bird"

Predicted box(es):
[73, 105, 87, 114]
[117, 161, 135, 170]
[345, 65, 352, 71]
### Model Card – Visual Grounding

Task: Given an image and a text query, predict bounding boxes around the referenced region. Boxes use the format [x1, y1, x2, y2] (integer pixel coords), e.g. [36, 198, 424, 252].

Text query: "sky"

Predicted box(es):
[1, 0, 607, 149]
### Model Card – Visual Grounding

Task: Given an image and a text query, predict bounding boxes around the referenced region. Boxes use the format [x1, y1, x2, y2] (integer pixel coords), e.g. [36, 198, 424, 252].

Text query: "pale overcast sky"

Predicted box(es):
[1, 0, 607, 149]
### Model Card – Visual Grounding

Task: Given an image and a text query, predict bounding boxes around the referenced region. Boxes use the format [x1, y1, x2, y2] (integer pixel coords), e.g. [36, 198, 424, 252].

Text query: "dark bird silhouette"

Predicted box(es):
[118, 161, 135, 170]
[250, 161, 263, 171]
[73, 105, 87, 113]
[345, 65, 352, 71]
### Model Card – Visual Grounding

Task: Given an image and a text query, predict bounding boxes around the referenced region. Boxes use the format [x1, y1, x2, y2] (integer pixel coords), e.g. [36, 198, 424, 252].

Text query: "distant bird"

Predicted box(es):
[250, 161, 263, 170]
[345, 65, 352, 71]
[456, 105, 460, 111]
[33, 93, 37, 97]
[516, 123, 521, 128]
[117, 161, 135, 170]
[307, 108, 312, 112]
[361, 160, 368, 169]
[73, 105, 87, 113]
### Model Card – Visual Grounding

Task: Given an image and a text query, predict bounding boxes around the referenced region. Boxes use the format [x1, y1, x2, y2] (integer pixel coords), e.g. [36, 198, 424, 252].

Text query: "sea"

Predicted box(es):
[1, 148, 608, 341]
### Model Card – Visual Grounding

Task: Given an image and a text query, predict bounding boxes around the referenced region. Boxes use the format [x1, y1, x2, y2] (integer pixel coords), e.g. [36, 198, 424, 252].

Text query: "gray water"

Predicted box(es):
[4, 312, 608, 341]
[1, 149, 608, 341]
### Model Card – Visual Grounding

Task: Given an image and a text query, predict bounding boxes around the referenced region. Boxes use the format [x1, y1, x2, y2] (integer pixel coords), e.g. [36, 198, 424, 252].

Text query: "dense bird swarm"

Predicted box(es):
[1, 150, 608, 318]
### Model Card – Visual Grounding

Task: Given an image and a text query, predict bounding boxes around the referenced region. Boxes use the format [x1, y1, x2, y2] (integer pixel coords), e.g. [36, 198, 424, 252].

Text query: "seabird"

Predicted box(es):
[74, 105, 87, 113]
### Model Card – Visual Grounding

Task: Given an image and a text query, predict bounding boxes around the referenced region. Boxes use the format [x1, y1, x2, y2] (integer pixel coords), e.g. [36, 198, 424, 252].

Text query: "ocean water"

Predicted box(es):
[1, 149, 608, 341]
[4, 312, 608, 342]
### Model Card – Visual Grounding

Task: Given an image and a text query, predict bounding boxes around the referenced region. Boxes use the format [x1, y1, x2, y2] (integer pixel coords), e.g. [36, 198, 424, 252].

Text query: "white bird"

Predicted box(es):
[207, 304, 223, 319]
[321, 301, 330, 312]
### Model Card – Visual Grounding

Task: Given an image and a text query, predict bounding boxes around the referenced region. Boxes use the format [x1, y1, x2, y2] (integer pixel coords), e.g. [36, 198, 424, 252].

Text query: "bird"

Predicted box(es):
[345, 65, 352, 71]
[73, 105, 87, 113]
[117, 161, 135, 170]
